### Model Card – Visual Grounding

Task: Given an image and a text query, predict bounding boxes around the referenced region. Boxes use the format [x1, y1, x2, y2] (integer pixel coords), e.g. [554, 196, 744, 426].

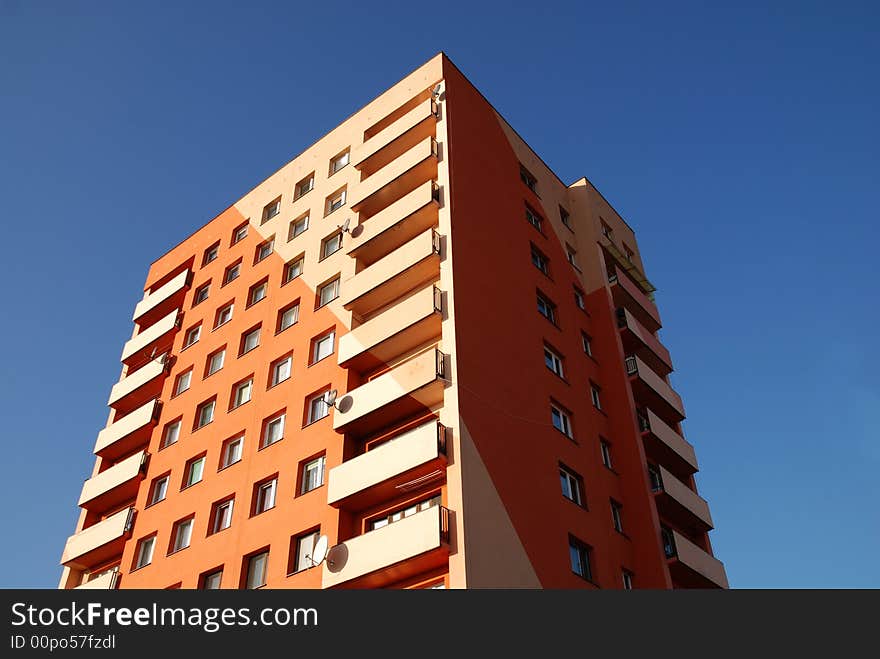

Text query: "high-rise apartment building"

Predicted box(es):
[59, 53, 727, 590]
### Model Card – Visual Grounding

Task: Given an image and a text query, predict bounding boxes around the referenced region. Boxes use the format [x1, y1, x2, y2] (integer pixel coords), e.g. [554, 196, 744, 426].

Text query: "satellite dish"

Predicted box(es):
[325, 389, 338, 406]
[310, 535, 329, 567]
[326, 543, 348, 571]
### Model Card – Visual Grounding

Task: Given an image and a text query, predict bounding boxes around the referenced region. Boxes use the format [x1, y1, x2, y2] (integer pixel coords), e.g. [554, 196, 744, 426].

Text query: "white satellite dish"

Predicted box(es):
[309, 534, 329, 567]
[324, 389, 338, 407]
[432, 83, 442, 98]
[338, 218, 351, 234]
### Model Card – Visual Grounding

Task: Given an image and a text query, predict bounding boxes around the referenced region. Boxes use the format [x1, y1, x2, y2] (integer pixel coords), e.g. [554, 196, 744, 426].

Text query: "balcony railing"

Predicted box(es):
[341, 229, 441, 317]
[617, 307, 672, 373]
[638, 408, 698, 472]
[328, 420, 448, 508]
[322, 505, 450, 588]
[353, 98, 438, 170]
[75, 569, 119, 590]
[653, 465, 713, 532]
[609, 266, 661, 333]
[132, 269, 191, 322]
[337, 285, 443, 371]
[78, 451, 148, 511]
[333, 347, 446, 436]
[666, 529, 728, 588]
[61, 507, 135, 570]
[120, 310, 179, 362]
[93, 398, 160, 458]
[107, 357, 167, 407]
[625, 354, 685, 423]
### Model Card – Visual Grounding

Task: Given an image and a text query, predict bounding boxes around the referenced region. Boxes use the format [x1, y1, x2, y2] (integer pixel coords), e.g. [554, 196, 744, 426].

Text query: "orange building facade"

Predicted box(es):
[59, 53, 727, 590]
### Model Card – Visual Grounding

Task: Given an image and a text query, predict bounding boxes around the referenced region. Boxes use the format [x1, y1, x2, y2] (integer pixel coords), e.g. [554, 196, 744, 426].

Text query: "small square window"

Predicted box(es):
[525, 205, 543, 232]
[232, 222, 249, 245]
[601, 220, 613, 240]
[134, 536, 156, 569]
[214, 303, 234, 328]
[581, 332, 593, 357]
[148, 473, 170, 506]
[566, 245, 580, 271]
[519, 164, 538, 193]
[255, 237, 274, 264]
[183, 454, 206, 488]
[283, 255, 304, 283]
[300, 456, 325, 494]
[252, 478, 277, 515]
[551, 403, 573, 439]
[574, 287, 586, 311]
[277, 301, 300, 333]
[183, 323, 201, 349]
[261, 197, 281, 224]
[261, 412, 285, 448]
[169, 516, 194, 553]
[325, 188, 346, 215]
[530, 244, 549, 276]
[317, 277, 340, 308]
[240, 325, 261, 355]
[270, 355, 292, 387]
[600, 439, 613, 470]
[220, 435, 244, 469]
[611, 499, 624, 533]
[161, 419, 181, 449]
[203, 242, 220, 266]
[193, 282, 210, 306]
[536, 292, 556, 324]
[559, 464, 584, 507]
[206, 348, 226, 377]
[223, 261, 241, 285]
[209, 498, 235, 535]
[330, 149, 350, 175]
[244, 550, 269, 589]
[307, 390, 331, 424]
[622, 570, 634, 590]
[248, 279, 268, 306]
[623, 243, 635, 263]
[195, 399, 215, 429]
[173, 369, 192, 396]
[560, 206, 572, 229]
[590, 383, 602, 410]
[231, 378, 253, 409]
[294, 174, 314, 200]
[200, 568, 223, 590]
[289, 530, 320, 574]
[288, 215, 309, 241]
[569, 536, 593, 581]
[311, 330, 335, 364]
[320, 232, 343, 260]
[544, 345, 565, 378]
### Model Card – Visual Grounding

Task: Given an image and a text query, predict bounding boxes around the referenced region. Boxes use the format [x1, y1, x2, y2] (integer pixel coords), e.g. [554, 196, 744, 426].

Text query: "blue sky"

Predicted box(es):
[1, 1, 877, 588]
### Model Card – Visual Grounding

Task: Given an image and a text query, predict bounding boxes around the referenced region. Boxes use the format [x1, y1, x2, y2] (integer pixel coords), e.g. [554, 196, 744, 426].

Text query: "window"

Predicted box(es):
[255, 237, 274, 263]
[544, 345, 564, 378]
[661, 525, 676, 558]
[369, 495, 440, 530]
[301, 456, 325, 494]
[530, 244, 549, 275]
[173, 369, 192, 396]
[569, 537, 593, 581]
[311, 330, 335, 364]
[184, 455, 206, 488]
[201, 569, 223, 590]
[317, 277, 339, 307]
[223, 261, 241, 285]
[277, 301, 299, 333]
[270, 355, 292, 387]
[195, 399, 215, 429]
[559, 465, 584, 506]
[206, 348, 226, 377]
[525, 205, 543, 232]
[648, 464, 663, 492]
[581, 332, 593, 357]
[288, 215, 309, 241]
[590, 383, 602, 410]
[611, 500, 624, 533]
[210, 498, 234, 534]
[566, 245, 579, 270]
[231, 378, 253, 409]
[536, 292, 557, 324]
[551, 403, 573, 439]
[193, 282, 210, 306]
[600, 439, 613, 470]
[161, 419, 181, 449]
[214, 303, 233, 328]
[307, 391, 331, 424]
[253, 478, 277, 515]
[203, 242, 219, 266]
[325, 188, 346, 215]
[220, 435, 244, 469]
[245, 550, 269, 589]
[262, 413, 285, 448]
[560, 206, 572, 229]
[520, 164, 537, 193]
[330, 149, 350, 174]
[134, 536, 155, 569]
[290, 530, 320, 574]
[148, 474, 169, 506]
[248, 279, 268, 306]
[574, 287, 586, 310]
[294, 174, 314, 199]
[283, 255, 304, 282]
[320, 232, 343, 259]
[170, 517, 194, 553]
[261, 196, 281, 223]
[240, 326, 261, 355]
[622, 570, 634, 590]
[183, 324, 201, 348]
[623, 243, 635, 263]
[232, 222, 248, 245]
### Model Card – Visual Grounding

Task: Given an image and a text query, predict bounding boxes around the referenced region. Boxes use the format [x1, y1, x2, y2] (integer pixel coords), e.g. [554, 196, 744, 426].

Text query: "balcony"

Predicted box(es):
[75, 570, 119, 590]
[132, 269, 190, 322]
[653, 465, 713, 533]
[107, 358, 166, 408]
[328, 420, 447, 509]
[120, 310, 178, 363]
[341, 229, 441, 317]
[638, 408, 698, 473]
[61, 507, 135, 570]
[617, 307, 672, 374]
[347, 181, 440, 267]
[609, 267, 661, 333]
[93, 398, 159, 459]
[322, 505, 450, 588]
[353, 98, 437, 171]
[349, 136, 438, 218]
[333, 347, 446, 436]
[338, 286, 442, 372]
[79, 451, 148, 512]
[667, 529, 728, 589]
[625, 355, 685, 424]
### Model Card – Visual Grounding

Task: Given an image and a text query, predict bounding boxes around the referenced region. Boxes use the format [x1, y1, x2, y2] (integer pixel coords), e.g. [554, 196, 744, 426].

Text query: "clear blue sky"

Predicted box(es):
[1, 1, 877, 588]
